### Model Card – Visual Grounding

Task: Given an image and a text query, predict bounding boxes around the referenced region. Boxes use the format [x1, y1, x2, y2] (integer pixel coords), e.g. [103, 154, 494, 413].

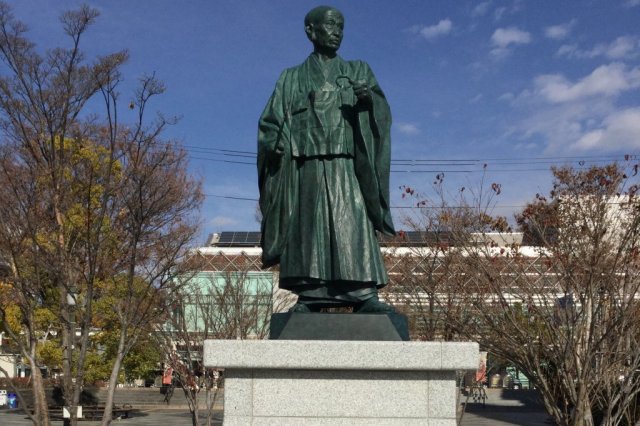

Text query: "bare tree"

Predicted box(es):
[450, 164, 640, 425]
[392, 163, 640, 425]
[156, 251, 293, 426]
[0, 4, 202, 426]
[97, 74, 203, 426]
[0, 4, 127, 424]
[383, 178, 508, 340]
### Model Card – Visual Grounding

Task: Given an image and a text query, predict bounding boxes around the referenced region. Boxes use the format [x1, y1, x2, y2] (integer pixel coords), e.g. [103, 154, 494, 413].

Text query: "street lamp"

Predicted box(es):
[66, 286, 77, 307]
[63, 286, 79, 426]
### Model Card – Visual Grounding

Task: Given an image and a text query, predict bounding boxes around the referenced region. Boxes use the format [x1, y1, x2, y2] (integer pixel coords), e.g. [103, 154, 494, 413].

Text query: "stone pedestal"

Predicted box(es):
[203, 340, 478, 425]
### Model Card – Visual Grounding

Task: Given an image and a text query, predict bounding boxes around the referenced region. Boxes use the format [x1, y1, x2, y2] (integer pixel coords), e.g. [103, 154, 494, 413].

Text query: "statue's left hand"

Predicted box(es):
[353, 81, 372, 104]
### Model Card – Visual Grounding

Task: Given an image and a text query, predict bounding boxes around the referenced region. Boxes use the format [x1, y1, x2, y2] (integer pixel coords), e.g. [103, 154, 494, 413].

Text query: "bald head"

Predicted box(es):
[304, 6, 344, 54]
[304, 6, 342, 27]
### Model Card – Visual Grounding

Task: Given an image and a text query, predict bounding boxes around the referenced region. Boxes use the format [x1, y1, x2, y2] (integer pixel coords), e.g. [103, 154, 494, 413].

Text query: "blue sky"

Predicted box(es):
[6, 0, 640, 242]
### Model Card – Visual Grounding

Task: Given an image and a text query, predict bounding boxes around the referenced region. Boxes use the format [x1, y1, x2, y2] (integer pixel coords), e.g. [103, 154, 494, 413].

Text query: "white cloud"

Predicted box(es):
[494, 6, 507, 21]
[544, 20, 576, 40]
[596, 36, 640, 59]
[471, 1, 491, 17]
[419, 19, 453, 40]
[396, 122, 421, 135]
[498, 92, 515, 102]
[513, 142, 539, 151]
[504, 62, 640, 154]
[469, 94, 484, 103]
[534, 63, 640, 103]
[506, 98, 614, 153]
[492, 27, 531, 48]
[211, 215, 239, 227]
[623, 0, 640, 7]
[490, 27, 531, 57]
[557, 36, 640, 60]
[571, 108, 640, 151]
[556, 44, 578, 57]
[491, 1, 524, 22]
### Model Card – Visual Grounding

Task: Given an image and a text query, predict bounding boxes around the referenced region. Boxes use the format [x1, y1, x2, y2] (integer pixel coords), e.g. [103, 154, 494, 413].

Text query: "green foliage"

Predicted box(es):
[82, 350, 115, 385]
[122, 338, 161, 381]
[90, 331, 160, 384]
[1, 303, 22, 336]
[36, 340, 63, 371]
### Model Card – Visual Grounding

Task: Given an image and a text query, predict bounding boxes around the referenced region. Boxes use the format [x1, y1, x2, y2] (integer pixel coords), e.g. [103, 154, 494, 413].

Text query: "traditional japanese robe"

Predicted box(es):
[257, 53, 395, 302]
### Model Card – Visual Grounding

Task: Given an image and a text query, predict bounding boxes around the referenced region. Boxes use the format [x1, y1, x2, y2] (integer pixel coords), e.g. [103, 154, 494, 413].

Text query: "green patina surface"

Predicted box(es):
[257, 6, 395, 310]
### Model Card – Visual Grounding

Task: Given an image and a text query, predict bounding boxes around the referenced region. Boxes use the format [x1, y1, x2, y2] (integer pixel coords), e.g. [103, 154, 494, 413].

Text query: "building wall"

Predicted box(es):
[173, 270, 279, 334]
[0, 354, 17, 378]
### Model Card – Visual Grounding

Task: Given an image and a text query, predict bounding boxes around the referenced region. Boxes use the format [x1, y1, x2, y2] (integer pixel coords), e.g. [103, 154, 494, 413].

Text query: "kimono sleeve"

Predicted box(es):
[352, 61, 396, 236]
[257, 69, 298, 267]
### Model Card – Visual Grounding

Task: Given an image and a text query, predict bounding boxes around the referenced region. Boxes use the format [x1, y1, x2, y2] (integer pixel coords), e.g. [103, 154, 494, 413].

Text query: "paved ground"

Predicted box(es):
[0, 408, 224, 425]
[460, 388, 554, 425]
[0, 388, 554, 425]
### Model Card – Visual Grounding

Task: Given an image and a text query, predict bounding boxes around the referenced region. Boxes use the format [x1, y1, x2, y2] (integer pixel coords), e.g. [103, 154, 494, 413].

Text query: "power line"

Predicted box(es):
[174, 141, 639, 163]
[190, 156, 254, 165]
[203, 192, 638, 212]
[199, 193, 500, 208]
[163, 138, 640, 169]
[390, 168, 604, 173]
[203, 192, 526, 209]
[187, 152, 638, 167]
[204, 194, 259, 201]
[190, 156, 628, 169]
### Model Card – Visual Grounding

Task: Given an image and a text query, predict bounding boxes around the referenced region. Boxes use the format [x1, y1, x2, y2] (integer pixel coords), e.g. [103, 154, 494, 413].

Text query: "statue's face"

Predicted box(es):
[309, 9, 344, 52]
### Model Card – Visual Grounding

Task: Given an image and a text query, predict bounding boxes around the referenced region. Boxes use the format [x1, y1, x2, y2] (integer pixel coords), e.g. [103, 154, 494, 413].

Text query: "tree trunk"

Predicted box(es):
[28, 359, 50, 426]
[100, 330, 128, 426]
[572, 388, 594, 426]
[60, 297, 77, 426]
[205, 386, 213, 426]
[184, 387, 200, 426]
[204, 381, 220, 426]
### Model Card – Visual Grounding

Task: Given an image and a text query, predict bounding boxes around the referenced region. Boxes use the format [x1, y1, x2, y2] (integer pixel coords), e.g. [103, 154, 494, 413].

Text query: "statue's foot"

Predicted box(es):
[288, 303, 321, 313]
[354, 296, 395, 314]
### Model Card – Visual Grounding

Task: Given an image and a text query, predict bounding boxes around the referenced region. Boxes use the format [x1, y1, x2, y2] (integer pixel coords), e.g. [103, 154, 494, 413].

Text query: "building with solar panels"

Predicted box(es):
[164, 232, 294, 343]
[167, 231, 524, 341]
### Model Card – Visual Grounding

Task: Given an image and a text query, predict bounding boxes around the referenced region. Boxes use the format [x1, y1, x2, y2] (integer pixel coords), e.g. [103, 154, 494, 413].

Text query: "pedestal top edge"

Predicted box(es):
[202, 340, 479, 371]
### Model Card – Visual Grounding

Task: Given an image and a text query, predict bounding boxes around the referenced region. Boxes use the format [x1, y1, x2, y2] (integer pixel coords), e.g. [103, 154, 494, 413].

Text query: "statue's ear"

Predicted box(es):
[305, 24, 315, 42]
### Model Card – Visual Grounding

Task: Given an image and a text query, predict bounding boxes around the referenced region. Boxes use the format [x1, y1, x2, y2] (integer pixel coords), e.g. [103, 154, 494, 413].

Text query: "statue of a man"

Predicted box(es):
[258, 6, 396, 313]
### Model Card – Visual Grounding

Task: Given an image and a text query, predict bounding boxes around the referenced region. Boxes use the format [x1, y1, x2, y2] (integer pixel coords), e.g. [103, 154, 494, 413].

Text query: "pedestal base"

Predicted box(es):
[204, 340, 478, 425]
[269, 312, 410, 340]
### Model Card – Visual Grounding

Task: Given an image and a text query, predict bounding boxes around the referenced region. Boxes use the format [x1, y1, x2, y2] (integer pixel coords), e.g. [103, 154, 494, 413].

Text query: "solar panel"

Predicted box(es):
[217, 233, 234, 244]
[214, 231, 262, 247]
[214, 230, 456, 247]
[247, 232, 261, 243]
[378, 231, 453, 246]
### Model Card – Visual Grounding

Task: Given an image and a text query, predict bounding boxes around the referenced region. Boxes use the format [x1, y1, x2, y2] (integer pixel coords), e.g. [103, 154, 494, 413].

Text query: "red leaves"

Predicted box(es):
[400, 185, 415, 197]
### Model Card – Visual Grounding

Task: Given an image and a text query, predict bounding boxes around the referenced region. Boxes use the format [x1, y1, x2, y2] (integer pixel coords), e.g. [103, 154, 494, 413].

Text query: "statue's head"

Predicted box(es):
[304, 6, 344, 54]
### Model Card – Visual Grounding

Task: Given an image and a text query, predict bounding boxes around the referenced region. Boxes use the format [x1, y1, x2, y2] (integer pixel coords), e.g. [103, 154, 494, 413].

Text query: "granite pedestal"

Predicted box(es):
[203, 339, 478, 425]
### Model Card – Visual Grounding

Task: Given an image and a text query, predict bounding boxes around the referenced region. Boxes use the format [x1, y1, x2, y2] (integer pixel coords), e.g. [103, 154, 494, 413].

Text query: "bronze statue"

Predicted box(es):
[258, 6, 395, 313]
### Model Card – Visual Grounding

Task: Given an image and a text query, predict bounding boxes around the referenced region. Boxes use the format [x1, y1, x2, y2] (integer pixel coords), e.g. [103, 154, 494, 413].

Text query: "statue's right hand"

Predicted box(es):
[273, 140, 285, 156]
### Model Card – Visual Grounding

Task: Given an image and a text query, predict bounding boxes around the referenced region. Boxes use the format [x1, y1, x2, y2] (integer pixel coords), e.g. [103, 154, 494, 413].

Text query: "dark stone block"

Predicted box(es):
[269, 312, 410, 341]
